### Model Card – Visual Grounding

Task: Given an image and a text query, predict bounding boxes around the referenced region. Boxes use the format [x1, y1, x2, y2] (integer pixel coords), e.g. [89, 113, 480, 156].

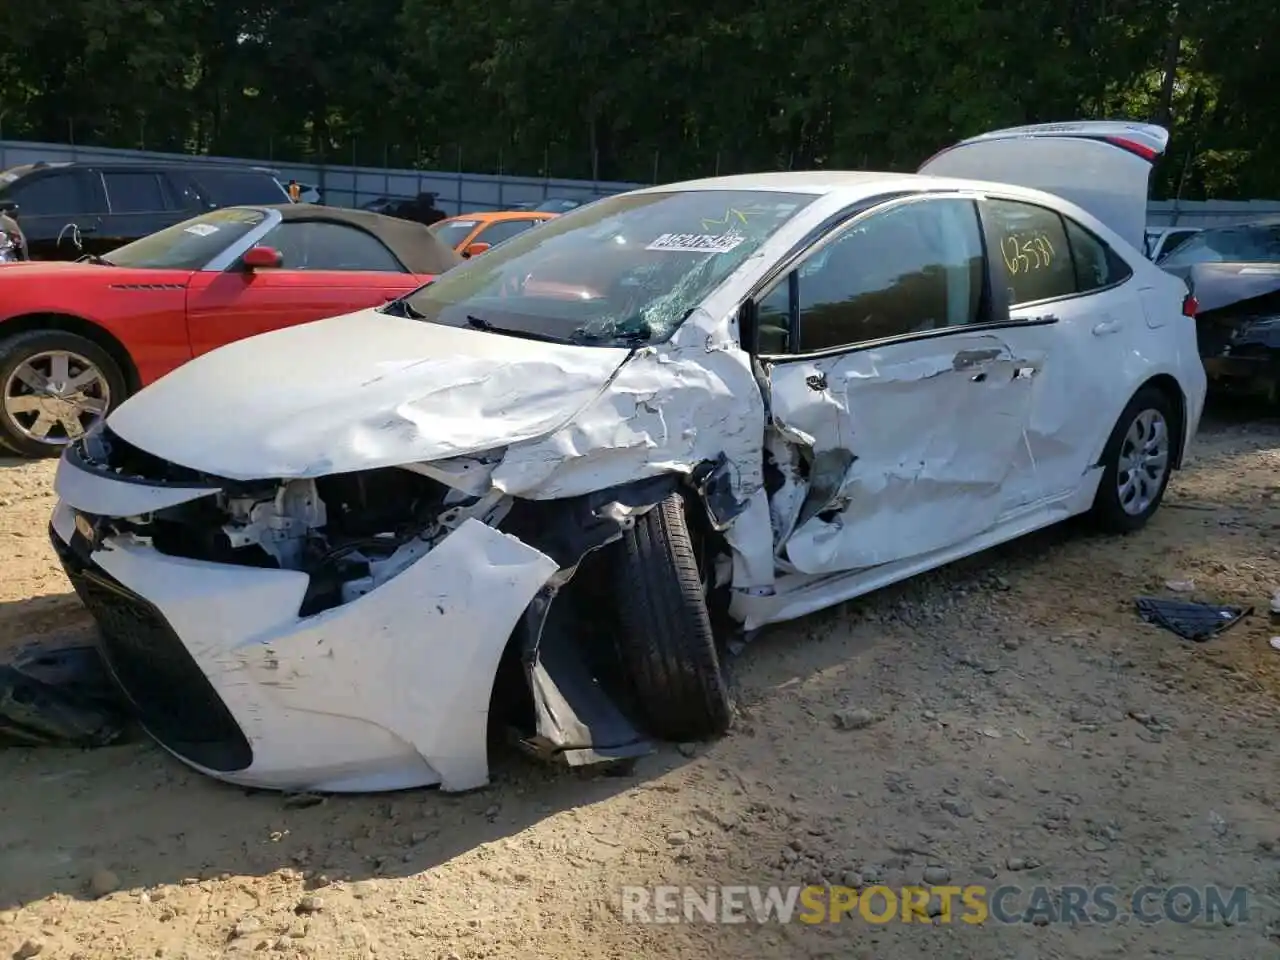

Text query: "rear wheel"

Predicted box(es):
[1090, 386, 1177, 533]
[611, 491, 733, 741]
[0, 330, 125, 459]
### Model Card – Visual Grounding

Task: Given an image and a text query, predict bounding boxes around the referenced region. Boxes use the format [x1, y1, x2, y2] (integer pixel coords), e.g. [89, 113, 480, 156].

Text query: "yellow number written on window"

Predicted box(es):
[999, 233, 1056, 275]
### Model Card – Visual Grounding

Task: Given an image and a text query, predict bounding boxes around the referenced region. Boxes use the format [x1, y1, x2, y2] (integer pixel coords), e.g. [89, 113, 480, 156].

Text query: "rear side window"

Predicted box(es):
[193, 170, 289, 206]
[1063, 218, 1132, 292]
[103, 171, 168, 213]
[983, 199, 1076, 305]
[0, 172, 86, 217]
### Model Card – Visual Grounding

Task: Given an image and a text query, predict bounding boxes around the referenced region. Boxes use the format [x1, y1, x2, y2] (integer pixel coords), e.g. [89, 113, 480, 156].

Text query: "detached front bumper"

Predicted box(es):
[49, 491, 558, 793]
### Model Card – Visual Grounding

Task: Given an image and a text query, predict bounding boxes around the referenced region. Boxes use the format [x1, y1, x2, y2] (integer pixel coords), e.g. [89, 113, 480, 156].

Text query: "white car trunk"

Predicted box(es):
[917, 121, 1168, 253]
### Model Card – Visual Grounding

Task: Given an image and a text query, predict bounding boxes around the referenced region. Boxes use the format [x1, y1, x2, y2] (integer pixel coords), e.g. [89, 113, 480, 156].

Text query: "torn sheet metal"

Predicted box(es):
[767, 334, 1032, 574]
[53, 509, 558, 793]
[490, 312, 766, 502]
[104, 310, 633, 481]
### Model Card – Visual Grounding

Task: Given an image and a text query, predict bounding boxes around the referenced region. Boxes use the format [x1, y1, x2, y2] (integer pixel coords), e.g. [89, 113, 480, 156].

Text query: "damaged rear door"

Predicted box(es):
[754, 194, 1035, 574]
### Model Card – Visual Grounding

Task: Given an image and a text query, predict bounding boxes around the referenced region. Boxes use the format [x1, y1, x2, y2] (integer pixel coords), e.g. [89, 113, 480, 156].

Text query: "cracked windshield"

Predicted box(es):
[395, 190, 817, 346]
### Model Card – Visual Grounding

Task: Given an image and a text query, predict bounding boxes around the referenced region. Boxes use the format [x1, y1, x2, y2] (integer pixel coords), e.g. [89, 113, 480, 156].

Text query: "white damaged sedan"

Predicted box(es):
[49, 121, 1206, 793]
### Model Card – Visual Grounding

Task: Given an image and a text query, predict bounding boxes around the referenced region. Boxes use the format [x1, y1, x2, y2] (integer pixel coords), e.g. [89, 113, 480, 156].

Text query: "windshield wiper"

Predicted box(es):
[76, 253, 112, 266]
[464, 315, 567, 344]
[569, 318, 655, 346]
[380, 298, 426, 318]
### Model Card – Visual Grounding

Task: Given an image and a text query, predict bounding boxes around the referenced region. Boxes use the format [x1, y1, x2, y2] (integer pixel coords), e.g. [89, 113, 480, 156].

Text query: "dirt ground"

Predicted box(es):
[2, 406, 1280, 960]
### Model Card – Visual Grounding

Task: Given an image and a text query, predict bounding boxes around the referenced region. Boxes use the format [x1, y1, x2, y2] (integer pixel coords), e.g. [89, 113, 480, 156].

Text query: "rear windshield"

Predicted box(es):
[1159, 223, 1280, 267]
[429, 219, 478, 250]
[401, 188, 818, 347]
[104, 208, 266, 270]
[194, 170, 289, 206]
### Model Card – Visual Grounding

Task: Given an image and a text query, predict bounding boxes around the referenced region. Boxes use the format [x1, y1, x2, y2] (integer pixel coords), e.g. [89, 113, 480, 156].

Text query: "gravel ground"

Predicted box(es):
[2, 405, 1280, 960]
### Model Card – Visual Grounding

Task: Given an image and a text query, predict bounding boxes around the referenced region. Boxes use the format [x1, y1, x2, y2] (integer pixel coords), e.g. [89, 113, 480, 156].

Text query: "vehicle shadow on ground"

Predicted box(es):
[0, 452, 45, 471]
[0, 699, 695, 907]
[0, 585, 695, 906]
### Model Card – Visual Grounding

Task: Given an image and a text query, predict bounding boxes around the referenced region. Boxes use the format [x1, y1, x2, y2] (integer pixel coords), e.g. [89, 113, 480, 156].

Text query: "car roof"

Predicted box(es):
[628, 169, 1140, 232]
[3, 160, 278, 177]
[256, 203, 462, 274]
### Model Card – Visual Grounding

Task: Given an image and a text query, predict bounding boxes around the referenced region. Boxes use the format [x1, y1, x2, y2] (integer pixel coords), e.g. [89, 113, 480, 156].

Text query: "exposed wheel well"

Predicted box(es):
[1136, 373, 1187, 469]
[0, 313, 140, 394]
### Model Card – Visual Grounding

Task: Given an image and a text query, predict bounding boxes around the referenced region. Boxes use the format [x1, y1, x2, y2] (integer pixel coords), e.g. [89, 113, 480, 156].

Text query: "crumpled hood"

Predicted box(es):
[106, 308, 633, 480]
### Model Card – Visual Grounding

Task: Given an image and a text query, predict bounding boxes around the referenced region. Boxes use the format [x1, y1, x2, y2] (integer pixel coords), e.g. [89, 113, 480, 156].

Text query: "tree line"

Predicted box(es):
[0, 0, 1275, 198]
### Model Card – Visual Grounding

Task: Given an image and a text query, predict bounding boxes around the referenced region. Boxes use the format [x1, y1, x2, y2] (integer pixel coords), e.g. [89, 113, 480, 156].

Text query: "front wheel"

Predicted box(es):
[610, 491, 733, 742]
[0, 330, 125, 458]
[1090, 386, 1177, 534]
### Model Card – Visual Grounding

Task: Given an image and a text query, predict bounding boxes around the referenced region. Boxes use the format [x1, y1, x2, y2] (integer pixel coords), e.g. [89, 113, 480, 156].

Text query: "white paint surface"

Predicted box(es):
[52, 515, 557, 792]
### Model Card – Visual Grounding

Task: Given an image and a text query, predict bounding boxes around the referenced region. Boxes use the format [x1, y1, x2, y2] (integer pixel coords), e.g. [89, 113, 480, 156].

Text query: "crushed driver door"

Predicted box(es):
[756, 193, 1038, 576]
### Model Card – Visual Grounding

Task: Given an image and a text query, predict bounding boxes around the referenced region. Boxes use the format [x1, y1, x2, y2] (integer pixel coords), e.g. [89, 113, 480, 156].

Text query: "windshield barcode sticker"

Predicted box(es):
[646, 232, 745, 253]
[184, 223, 220, 236]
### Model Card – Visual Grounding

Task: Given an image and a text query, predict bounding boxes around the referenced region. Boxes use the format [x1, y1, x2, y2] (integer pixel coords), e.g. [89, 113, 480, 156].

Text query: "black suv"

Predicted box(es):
[0, 161, 290, 260]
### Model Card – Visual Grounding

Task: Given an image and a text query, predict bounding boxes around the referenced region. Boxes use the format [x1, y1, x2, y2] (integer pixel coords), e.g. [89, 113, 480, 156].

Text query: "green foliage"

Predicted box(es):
[0, 0, 1274, 197]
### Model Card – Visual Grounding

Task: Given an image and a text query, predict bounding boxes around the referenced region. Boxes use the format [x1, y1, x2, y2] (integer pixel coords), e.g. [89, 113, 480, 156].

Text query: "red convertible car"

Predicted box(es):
[0, 204, 461, 457]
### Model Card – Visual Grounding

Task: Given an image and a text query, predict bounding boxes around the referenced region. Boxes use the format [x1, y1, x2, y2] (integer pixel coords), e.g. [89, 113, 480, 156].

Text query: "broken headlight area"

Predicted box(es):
[93, 465, 512, 618]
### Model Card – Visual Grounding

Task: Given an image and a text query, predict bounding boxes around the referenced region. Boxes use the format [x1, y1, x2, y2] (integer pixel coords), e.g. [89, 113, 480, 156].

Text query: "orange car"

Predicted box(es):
[428, 211, 558, 258]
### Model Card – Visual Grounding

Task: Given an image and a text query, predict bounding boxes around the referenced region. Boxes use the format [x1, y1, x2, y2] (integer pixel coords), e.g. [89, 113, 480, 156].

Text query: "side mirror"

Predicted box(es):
[462, 241, 491, 259]
[0, 201, 17, 215]
[243, 245, 283, 270]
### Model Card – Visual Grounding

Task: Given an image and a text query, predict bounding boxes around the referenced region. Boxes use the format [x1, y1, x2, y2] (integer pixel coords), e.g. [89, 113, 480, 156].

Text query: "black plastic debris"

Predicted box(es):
[0, 635, 133, 747]
[1135, 597, 1253, 643]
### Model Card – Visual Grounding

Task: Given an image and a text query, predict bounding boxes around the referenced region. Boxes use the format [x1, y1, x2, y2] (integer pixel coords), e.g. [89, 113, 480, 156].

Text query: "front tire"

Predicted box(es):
[611, 491, 733, 741]
[0, 330, 125, 458]
[1090, 386, 1177, 533]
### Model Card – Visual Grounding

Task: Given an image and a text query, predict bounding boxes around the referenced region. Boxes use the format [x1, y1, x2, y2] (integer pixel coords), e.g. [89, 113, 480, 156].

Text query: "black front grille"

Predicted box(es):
[51, 527, 253, 773]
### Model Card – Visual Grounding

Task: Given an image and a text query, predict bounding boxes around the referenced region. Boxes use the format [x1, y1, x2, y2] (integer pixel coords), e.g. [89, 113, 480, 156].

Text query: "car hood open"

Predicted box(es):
[105, 308, 633, 481]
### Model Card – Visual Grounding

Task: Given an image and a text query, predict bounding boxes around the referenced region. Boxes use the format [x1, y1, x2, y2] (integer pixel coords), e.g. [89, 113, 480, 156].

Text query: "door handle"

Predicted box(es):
[970, 371, 988, 383]
[1092, 319, 1121, 336]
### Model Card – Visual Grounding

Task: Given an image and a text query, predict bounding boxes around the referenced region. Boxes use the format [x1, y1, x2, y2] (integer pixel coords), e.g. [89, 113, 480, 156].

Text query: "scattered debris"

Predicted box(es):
[1134, 597, 1252, 642]
[1164, 579, 1196, 593]
[282, 792, 327, 810]
[1269, 637, 1280, 652]
[0, 634, 132, 747]
[833, 708, 878, 730]
[294, 895, 324, 915]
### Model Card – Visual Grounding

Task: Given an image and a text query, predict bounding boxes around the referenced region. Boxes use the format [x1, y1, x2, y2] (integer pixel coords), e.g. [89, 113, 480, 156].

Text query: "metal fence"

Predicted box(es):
[0, 140, 642, 216]
[3, 138, 1279, 227]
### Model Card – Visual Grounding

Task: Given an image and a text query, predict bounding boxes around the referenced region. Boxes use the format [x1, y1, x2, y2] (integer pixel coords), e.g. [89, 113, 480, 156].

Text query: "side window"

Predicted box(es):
[1063, 217, 1132, 292]
[103, 171, 168, 213]
[196, 171, 290, 206]
[983, 199, 1076, 306]
[5, 172, 86, 217]
[755, 278, 792, 354]
[259, 221, 405, 272]
[477, 218, 538, 247]
[793, 198, 985, 352]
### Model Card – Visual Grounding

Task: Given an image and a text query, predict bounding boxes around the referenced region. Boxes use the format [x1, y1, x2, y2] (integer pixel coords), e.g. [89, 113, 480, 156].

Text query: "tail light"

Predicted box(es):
[1182, 294, 1198, 318]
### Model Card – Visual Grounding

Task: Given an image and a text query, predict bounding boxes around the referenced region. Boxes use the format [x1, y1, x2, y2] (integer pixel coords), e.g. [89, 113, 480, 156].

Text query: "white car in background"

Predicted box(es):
[1145, 225, 1201, 261]
[49, 121, 1205, 795]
